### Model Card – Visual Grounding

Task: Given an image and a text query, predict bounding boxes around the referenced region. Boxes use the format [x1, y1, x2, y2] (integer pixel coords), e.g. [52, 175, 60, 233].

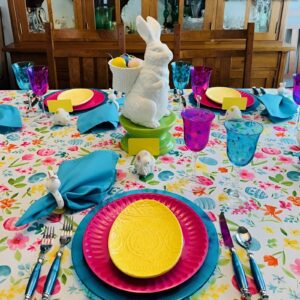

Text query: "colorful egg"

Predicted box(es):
[128, 58, 141, 68]
[245, 187, 268, 199]
[121, 53, 130, 65]
[111, 57, 127, 68]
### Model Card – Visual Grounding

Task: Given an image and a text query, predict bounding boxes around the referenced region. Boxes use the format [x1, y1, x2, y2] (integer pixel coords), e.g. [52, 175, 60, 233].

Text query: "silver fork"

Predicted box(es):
[25, 226, 55, 300]
[42, 217, 73, 300]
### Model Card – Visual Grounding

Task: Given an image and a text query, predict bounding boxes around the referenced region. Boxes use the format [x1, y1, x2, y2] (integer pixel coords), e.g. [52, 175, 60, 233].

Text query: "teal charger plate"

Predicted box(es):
[71, 189, 219, 300]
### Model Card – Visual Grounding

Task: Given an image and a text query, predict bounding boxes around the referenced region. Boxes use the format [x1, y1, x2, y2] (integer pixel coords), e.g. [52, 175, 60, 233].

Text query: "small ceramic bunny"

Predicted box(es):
[278, 82, 286, 96]
[134, 150, 155, 176]
[108, 89, 120, 111]
[45, 171, 64, 209]
[225, 106, 242, 120]
[52, 108, 71, 126]
[121, 16, 173, 128]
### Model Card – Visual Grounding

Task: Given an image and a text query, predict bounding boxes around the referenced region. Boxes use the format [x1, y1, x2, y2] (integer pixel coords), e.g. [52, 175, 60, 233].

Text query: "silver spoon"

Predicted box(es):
[236, 226, 269, 299]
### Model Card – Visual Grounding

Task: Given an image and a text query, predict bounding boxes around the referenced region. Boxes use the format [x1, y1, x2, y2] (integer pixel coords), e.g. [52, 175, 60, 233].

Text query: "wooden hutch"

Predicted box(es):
[4, 0, 293, 89]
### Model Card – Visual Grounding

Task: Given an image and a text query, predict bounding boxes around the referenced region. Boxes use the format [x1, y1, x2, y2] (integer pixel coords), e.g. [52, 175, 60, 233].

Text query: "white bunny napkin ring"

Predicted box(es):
[45, 171, 64, 209]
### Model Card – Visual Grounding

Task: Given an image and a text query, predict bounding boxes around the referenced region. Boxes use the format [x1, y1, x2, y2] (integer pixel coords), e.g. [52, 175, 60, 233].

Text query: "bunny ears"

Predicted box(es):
[136, 15, 161, 44]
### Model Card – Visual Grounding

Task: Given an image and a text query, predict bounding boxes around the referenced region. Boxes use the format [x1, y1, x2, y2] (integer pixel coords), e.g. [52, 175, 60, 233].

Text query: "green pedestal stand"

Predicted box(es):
[120, 112, 177, 155]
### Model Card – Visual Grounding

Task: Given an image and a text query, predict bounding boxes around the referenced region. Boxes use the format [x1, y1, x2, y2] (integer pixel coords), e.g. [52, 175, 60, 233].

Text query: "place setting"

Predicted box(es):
[72, 189, 220, 300]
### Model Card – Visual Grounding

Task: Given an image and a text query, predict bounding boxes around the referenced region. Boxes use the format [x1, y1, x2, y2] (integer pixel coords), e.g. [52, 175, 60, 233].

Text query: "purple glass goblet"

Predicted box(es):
[293, 73, 300, 129]
[191, 66, 212, 108]
[181, 108, 215, 180]
[27, 65, 49, 120]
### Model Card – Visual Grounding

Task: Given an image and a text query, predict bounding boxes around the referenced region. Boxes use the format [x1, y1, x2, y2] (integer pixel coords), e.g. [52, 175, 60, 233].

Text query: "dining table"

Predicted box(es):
[0, 88, 299, 300]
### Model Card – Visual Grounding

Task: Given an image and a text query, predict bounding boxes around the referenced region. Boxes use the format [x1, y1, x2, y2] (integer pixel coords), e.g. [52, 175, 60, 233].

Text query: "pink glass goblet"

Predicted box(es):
[293, 73, 300, 130]
[181, 108, 215, 180]
[191, 66, 212, 108]
[27, 65, 49, 121]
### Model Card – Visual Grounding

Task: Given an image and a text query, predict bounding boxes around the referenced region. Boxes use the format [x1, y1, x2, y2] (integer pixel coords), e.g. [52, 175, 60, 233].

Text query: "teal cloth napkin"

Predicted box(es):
[258, 93, 297, 123]
[16, 150, 119, 226]
[77, 102, 119, 134]
[0, 105, 22, 134]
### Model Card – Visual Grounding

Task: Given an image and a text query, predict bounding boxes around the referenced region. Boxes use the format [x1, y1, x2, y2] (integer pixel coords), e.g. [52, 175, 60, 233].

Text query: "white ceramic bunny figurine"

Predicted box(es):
[45, 171, 64, 209]
[121, 16, 173, 128]
[134, 150, 155, 176]
[108, 88, 120, 111]
[52, 108, 71, 126]
[225, 106, 242, 120]
[278, 82, 286, 95]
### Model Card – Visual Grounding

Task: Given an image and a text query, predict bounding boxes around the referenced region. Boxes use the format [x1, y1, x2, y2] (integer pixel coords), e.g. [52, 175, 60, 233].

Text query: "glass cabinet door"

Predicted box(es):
[26, 0, 49, 33]
[177, 0, 218, 31]
[223, 0, 246, 29]
[182, 0, 207, 31]
[50, 0, 76, 29]
[217, 0, 284, 40]
[156, 0, 179, 33]
[249, 0, 272, 33]
[156, 0, 211, 31]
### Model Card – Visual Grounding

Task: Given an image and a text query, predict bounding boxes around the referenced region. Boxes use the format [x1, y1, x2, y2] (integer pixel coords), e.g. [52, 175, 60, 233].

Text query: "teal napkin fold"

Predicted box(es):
[16, 150, 119, 226]
[258, 93, 297, 123]
[77, 102, 119, 134]
[0, 105, 22, 134]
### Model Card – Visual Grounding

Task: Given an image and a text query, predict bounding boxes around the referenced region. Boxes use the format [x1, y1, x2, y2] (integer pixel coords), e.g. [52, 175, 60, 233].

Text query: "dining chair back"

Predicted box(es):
[173, 23, 254, 88]
[45, 23, 126, 89]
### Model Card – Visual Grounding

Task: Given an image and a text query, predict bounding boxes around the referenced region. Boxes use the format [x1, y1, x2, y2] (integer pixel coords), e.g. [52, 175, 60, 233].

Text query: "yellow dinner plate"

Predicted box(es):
[57, 88, 94, 107]
[108, 199, 183, 278]
[206, 87, 241, 104]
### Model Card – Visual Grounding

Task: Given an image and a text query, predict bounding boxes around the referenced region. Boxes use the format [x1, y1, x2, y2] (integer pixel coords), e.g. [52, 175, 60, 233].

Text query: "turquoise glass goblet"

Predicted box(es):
[224, 119, 263, 204]
[11, 61, 34, 114]
[171, 61, 191, 110]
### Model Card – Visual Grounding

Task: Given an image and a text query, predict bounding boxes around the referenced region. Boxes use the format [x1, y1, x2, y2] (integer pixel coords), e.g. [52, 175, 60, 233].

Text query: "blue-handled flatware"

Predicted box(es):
[236, 226, 269, 299]
[259, 87, 266, 95]
[25, 226, 54, 300]
[219, 212, 251, 300]
[42, 217, 73, 300]
[252, 87, 260, 96]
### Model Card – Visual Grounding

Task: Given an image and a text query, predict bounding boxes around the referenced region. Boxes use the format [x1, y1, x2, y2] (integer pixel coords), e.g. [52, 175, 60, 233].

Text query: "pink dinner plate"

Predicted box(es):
[44, 89, 106, 111]
[196, 90, 254, 110]
[83, 192, 209, 293]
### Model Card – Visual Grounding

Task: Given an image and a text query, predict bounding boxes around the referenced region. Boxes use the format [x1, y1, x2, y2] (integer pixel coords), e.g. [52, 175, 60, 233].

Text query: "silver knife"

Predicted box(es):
[219, 212, 251, 300]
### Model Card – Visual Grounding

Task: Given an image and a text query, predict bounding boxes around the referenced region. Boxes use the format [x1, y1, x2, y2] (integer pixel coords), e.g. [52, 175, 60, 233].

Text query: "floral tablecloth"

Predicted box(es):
[0, 90, 299, 300]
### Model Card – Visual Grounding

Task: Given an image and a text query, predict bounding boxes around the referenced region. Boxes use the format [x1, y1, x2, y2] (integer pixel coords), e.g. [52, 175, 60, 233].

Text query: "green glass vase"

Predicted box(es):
[95, 6, 113, 29]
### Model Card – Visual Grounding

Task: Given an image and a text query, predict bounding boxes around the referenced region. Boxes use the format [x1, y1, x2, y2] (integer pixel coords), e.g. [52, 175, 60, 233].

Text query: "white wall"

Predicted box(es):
[0, 0, 13, 44]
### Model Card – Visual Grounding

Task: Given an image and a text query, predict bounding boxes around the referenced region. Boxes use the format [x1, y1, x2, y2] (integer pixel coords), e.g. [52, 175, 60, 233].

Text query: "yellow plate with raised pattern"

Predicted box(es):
[57, 88, 94, 107]
[108, 199, 183, 278]
[206, 87, 241, 104]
